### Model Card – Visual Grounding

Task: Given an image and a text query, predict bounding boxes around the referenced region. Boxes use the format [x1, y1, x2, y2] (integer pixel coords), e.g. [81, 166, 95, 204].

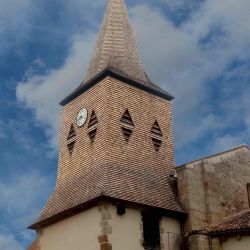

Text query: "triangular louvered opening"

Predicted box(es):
[88, 128, 97, 143]
[152, 138, 162, 152]
[67, 124, 76, 140]
[120, 109, 134, 126]
[151, 120, 162, 136]
[88, 111, 98, 128]
[121, 127, 133, 142]
[67, 141, 75, 155]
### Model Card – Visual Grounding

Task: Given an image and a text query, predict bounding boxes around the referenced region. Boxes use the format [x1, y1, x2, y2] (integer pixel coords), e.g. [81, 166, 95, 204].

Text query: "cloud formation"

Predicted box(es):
[16, 0, 250, 156]
[16, 34, 96, 148]
[131, 0, 250, 154]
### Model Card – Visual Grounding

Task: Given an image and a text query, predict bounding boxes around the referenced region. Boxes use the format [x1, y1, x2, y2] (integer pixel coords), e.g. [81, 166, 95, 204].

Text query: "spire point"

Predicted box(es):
[85, 0, 151, 84]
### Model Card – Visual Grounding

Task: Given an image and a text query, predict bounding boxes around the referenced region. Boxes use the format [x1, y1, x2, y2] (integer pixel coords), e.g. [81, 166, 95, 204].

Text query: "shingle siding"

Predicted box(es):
[31, 77, 183, 228]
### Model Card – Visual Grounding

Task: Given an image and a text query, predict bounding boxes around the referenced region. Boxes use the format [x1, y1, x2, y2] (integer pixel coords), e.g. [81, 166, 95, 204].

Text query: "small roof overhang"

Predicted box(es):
[60, 67, 174, 106]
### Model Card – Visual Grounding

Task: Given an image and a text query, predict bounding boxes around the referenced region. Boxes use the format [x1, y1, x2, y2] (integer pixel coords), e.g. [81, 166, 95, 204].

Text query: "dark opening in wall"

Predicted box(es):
[151, 120, 162, 136]
[88, 128, 97, 143]
[67, 141, 75, 155]
[142, 212, 160, 250]
[67, 124, 76, 154]
[88, 111, 98, 128]
[117, 204, 126, 215]
[121, 127, 133, 142]
[67, 124, 76, 140]
[121, 109, 134, 126]
[120, 109, 134, 142]
[150, 120, 162, 152]
[151, 138, 162, 152]
[87, 110, 98, 143]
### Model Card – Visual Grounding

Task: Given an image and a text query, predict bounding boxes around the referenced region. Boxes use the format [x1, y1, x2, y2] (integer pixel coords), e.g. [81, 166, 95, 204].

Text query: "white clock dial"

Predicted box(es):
[76, 108, 88, 127]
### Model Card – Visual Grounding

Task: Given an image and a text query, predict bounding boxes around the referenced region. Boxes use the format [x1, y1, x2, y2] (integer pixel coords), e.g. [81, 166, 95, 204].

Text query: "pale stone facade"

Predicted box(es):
[177, 145, 250, 232]
[38, 203, 181, 250]
[187, 234, 250, 250]
[176, 145, 250, 250]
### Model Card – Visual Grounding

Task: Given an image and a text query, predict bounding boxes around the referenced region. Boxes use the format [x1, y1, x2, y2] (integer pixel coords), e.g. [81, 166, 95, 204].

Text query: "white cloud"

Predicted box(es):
[208, 134, 245, 154]
[130, 1, 250, 151]
[0, 234, 24, 250]
[0, 0, 104, 56]
[16, 34, 96, 148]
[160, 0, 202, 13]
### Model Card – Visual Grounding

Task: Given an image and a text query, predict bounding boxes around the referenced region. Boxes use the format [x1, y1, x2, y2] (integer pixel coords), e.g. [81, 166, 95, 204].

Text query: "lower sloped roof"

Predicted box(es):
[29, 164, 185, 229]
[194, 209, 250, 236]
[27, 239, 38, 250]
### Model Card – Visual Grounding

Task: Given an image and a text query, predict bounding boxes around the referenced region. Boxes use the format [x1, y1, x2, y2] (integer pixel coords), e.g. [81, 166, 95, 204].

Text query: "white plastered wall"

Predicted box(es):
[160, 217, 182, 250]
[39, 203, 182, 250]
[108, 205, 144, 250]
[39, 206, 100, 250]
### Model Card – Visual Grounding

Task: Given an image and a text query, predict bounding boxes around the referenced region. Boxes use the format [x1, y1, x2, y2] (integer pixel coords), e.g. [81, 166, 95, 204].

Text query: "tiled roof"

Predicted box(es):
[103, 67, 172, 98]
[194, 209, 250, 235]
[60, 0, 173, 106]
[27, 239, 38, 250]
[29, 164, 184, 229]
[29, 0, 181, 230]
[60, 67, 173, 106]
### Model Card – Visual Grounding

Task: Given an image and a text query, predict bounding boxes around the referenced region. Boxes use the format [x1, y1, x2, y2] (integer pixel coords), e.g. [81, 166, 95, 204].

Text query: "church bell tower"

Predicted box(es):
[29, 1, 185, 249]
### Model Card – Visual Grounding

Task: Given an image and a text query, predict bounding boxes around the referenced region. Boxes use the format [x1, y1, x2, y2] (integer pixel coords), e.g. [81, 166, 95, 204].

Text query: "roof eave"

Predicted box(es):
[28, 195, 186, 230]
[209, 229, 250, 237]
[59, 68, 174, 106]
[191, 229, 250, 237]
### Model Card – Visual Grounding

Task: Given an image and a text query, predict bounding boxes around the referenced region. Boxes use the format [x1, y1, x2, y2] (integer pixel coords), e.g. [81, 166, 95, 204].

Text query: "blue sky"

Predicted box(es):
[0, 0, 249, 249]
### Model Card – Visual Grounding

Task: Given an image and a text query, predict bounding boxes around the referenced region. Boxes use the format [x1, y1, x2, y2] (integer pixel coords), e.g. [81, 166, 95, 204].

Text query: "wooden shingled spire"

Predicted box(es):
[85, 0, 150, 84]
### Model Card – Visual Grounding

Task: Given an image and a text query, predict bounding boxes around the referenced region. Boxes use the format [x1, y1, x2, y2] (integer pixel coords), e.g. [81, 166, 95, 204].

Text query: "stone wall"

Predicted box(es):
[177, 146, 250, 232]
[187, 234, 208, 250]
[221, 235, 250, 250]
[187, 234, 221, 250]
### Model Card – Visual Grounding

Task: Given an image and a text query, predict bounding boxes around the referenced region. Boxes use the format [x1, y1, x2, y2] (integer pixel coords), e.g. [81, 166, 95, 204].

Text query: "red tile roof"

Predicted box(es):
[194, 209, 250, 235]
[27, 239, 38, 250]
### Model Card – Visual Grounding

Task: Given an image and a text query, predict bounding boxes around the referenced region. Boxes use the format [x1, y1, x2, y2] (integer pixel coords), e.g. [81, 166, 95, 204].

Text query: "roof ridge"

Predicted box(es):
[177, 144, 250, 168]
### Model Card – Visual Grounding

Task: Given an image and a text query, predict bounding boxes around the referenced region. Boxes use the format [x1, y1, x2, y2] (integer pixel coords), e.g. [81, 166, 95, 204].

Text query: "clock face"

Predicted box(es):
[76, 108, 88, 127]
